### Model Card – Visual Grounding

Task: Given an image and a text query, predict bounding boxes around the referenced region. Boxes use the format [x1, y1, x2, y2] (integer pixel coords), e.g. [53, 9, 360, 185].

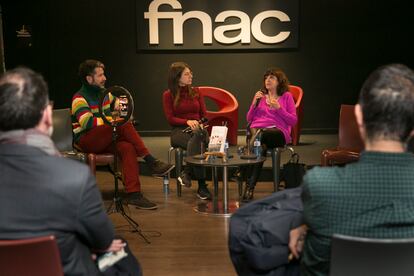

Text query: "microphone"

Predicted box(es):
[182, 117, 208, 133]
[254, 89, 266, 108]
[254, 97, 261, 108]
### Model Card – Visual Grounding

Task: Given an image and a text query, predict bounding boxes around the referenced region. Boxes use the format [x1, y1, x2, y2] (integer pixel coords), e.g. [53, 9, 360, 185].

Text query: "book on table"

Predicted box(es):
[207, 126, 228, 154]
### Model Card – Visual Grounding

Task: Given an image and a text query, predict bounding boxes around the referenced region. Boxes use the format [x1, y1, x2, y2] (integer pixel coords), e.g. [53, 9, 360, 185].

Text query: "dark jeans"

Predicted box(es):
[170, 126, 208, 181]
[246, 128, 286, 188]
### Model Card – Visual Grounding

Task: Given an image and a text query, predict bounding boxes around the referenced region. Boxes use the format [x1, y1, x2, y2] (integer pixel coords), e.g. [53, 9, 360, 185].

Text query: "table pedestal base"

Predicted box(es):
[193, 200, 240, 217]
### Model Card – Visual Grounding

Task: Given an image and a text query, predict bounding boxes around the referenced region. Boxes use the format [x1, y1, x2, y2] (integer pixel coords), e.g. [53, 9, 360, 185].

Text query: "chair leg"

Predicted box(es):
[271, 146, 295, 192]
[162, 147, 177, 195]
[271, 148, 282, 192]
[168, 147, 174, 165]
[165, 147, 175, 195]
[87, 153, 97, 176]
[237, 176, 243, 199]
[175, 148, 183, 197]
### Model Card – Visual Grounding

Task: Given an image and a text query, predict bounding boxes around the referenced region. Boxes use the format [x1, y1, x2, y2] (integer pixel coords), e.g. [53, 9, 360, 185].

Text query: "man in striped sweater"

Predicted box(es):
[71, 59, 173, 210]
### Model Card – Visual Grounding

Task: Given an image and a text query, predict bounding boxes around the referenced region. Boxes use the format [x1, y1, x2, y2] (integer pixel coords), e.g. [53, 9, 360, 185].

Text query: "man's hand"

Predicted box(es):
[105, 239, 126, 253]
[91, 239, 126, 260]
[288, 225, 307, 260]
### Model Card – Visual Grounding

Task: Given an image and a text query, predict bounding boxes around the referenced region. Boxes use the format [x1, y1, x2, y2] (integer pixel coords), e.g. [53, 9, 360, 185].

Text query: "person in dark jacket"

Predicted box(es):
[229, 187, 303, 276]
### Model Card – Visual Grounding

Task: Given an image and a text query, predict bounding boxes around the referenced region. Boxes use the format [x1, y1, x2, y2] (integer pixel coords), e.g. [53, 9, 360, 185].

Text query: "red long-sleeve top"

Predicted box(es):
[162, 87, 207, 127]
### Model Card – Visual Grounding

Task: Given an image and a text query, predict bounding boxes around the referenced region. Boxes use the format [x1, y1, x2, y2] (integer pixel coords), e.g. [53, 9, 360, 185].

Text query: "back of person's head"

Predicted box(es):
[0, 67, 49, 131]
[78, 59, 105, 84]
[359, 63, 414, 142]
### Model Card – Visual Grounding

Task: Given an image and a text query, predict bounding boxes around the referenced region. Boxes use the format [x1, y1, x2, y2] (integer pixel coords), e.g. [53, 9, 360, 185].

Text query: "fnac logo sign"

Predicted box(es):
[137, 0, 299, 50]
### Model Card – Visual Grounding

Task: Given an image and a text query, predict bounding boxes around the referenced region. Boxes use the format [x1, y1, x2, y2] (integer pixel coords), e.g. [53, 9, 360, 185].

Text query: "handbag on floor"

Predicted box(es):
[281, 153, 306, 189]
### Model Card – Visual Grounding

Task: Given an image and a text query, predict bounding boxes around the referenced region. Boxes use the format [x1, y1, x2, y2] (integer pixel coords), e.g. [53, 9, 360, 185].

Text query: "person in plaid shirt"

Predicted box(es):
[289, 64, 414, 276]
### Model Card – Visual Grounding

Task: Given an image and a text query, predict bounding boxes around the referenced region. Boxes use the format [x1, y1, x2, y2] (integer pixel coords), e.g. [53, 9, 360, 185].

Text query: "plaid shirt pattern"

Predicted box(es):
[301, 151, 414, 276]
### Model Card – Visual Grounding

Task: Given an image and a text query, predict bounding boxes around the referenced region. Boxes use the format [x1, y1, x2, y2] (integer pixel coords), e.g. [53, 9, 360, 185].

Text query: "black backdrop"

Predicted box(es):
[2, 0, 413, 135]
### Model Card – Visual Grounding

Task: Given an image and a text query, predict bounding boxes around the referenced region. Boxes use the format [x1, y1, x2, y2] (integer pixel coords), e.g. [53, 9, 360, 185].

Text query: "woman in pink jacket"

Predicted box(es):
[243, 68, 297, 202]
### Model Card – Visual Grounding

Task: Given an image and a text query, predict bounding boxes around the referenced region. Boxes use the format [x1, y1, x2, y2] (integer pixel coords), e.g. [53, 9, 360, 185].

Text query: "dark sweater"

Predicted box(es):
[162, 86, 207, 126]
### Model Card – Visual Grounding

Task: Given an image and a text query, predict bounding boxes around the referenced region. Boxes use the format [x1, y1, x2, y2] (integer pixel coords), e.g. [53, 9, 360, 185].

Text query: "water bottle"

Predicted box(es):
[163, 175, 169, 194]
[253, 136, 262, 158]
[224, 139, 229, 158]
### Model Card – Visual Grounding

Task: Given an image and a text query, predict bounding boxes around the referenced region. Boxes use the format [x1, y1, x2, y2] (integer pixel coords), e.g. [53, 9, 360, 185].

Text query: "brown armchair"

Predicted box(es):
[0, 235, 63, 276]
[321, 105, 364, 166]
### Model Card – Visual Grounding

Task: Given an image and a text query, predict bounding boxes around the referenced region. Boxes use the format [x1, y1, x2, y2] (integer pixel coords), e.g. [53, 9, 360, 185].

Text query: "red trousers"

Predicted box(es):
[78, 122, 149, 193]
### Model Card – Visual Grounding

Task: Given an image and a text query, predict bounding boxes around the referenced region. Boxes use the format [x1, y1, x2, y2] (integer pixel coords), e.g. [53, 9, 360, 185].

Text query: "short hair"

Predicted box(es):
[78, 59, 105, 84]
[262, 68, 290, 96]
[0, 67, 49, 131]
[359, 64, 414, 142]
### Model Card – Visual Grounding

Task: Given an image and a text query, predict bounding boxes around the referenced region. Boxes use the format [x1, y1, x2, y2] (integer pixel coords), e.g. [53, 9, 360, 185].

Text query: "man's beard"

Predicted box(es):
[90, 81, 105, 89]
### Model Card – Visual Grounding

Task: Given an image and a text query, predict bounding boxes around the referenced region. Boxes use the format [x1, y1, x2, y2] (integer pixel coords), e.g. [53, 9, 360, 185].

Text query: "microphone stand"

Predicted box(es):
[106, 113, 150, 244]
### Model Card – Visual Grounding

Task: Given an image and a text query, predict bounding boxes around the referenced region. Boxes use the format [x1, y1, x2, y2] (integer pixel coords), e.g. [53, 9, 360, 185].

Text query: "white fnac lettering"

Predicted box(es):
[144, 0, 291, 45]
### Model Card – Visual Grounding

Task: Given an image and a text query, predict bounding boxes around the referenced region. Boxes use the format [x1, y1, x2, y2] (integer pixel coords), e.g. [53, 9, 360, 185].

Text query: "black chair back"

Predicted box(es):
[51, 108, 73, 152]
[330, 234, 414, 276]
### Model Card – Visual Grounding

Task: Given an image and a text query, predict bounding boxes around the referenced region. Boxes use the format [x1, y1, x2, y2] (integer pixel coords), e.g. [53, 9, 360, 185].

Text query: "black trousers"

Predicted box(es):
[246, 128, 286, 188]
[170, 126, 208, 180]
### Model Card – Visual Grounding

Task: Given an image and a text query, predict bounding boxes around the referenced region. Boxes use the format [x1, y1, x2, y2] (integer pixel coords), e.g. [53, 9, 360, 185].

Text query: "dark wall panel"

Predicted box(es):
[2, 0, 413, 134]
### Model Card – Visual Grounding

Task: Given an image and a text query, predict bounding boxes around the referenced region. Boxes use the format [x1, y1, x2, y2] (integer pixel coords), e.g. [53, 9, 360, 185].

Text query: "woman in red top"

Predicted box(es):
[162, 62, 211, 200]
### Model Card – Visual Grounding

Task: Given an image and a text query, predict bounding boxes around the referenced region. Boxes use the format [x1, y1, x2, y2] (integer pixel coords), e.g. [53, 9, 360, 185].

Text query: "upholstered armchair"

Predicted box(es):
[321, 105, 364, 166]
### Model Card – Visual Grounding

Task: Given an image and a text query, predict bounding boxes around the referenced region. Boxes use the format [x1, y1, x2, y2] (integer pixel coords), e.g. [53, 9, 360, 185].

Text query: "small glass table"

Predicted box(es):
[185, 155, 265, 217]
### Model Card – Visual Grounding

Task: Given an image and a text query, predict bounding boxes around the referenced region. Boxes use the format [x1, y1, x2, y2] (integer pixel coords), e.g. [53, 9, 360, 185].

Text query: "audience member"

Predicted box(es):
[289, 64, 414, 276]
[0, 67, 142, 275]
[72, 59, 174, 210]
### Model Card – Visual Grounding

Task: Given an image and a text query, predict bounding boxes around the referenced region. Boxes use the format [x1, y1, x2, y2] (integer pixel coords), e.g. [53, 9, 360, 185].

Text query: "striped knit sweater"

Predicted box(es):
[71, 84, 111, 143]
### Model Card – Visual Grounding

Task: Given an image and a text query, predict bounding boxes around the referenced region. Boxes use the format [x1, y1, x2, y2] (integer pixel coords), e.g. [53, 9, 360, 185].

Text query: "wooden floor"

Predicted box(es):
[95, 134, 337, 275]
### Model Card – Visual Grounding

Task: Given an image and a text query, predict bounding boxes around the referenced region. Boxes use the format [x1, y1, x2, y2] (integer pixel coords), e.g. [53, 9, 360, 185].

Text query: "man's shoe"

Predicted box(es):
[149, 160, 174, 176]
[178, 171, 192, 187]
[127, 192, 158, 210]
[197, 186, 212, 200]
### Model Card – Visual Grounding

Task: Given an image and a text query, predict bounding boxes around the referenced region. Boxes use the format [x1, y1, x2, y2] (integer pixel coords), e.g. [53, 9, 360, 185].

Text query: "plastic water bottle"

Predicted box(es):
[224, 139, 229, 158]
[163, 175, 169, 194]
[253, 137, 262, 158]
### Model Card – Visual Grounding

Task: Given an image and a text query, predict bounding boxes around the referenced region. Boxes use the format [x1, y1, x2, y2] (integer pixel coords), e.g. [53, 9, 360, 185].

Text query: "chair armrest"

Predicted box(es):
[321, 149, 360, 166]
